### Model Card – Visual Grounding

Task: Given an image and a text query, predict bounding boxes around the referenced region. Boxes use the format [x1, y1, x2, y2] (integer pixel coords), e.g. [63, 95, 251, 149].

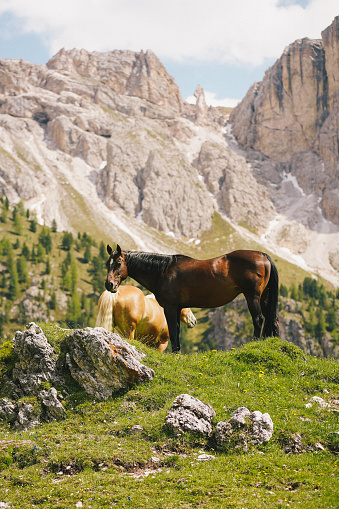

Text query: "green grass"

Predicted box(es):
[0, 328, 338, 508]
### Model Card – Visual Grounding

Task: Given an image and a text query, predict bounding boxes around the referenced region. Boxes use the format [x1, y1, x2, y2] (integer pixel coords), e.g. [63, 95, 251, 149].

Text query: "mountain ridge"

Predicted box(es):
[0, 19, 339, 286]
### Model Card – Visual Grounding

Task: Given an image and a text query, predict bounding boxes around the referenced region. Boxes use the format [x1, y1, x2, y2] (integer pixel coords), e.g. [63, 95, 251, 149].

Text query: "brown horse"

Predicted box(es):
[96, 285, 196, 352]
[105, 245, 279, 353]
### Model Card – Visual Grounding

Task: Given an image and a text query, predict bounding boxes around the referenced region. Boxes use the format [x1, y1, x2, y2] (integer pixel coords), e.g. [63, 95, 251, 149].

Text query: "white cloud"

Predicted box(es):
[0, 0, 338, 66]
[186, 91, 240, 108]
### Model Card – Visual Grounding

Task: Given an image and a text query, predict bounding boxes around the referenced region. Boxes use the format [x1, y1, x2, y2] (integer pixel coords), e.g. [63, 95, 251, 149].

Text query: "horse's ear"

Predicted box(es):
[116, 244, 122, 256]
[107, 244, 113, 255]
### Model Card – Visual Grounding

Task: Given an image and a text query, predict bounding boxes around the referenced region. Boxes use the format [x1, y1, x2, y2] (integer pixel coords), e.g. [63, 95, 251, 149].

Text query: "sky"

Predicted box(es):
[0, 0, 338, 107]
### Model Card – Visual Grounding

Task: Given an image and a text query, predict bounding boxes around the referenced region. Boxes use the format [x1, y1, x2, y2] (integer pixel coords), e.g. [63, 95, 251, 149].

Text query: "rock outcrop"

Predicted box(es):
[230, 16, 339, 226]
[62, 327, 155, 400]
[196, 141, 276, 232]
[12, 322, 60, 395]
[215, 406, 273, 451]
[0, 322, 155, 428]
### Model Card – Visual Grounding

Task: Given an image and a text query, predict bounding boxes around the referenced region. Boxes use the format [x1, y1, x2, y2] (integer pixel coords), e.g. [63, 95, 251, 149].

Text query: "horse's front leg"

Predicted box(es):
[164, 306, 181, 353]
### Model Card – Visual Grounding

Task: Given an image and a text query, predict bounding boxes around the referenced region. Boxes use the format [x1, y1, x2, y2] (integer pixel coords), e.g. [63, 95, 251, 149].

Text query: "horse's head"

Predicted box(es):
[181, 308, 197, 328]
[105, 244, 128, 293]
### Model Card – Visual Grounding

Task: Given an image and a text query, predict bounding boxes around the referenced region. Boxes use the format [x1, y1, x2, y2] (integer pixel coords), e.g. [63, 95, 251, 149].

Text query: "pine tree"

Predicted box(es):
[49, 291, 57, 310]
[290, 282, 298, 300]
[279, 284, 288, 297]
[45, 257, 51, 275]
[39, 226, 52, 253]
[66, 289, 82, 327]
[13, 238, 20, 250]
[316, 308, 326, 339]
[21, 242, 30, 259]
[29, 217, 37, 233]
[62, 271, 72, 292]
[14, 213, 23, 235]
[17, 200, 25, 216]
[62, 232, 74, 251]
[306, 302, 316, 335]
[71, 259, 78, 291]
[99, 241, 106, 260]
[17, 256, 28, 284]
[327, 307, 337, 332]
[37, 243, 45, 262]
[31, 245, 37, 263]
[89, 255, 106, 294]
[0, 205, 7, 223]
[83, 245, 91, 263]
[318, 286, 328, 309]
[7, 249, 19, 300]
[52, 219, 57, 232]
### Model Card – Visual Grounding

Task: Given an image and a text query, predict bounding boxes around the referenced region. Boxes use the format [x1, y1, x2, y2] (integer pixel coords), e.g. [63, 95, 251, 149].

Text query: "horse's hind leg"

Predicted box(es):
[260, 287, 270, 338]
[164, 306, 181, 353]
[244, 294, 264, 339]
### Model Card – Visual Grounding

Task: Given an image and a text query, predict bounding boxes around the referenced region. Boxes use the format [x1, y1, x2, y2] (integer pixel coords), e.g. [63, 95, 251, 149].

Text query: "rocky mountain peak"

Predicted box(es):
[47, 47, 183, 112]
[230, 16, 339, 230]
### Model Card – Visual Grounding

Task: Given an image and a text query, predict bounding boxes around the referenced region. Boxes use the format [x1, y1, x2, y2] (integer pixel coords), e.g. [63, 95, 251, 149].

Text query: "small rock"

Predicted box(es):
[249, 410, 274, 445]
[310, 396, 330, 409]
[38, 387, 66, 421]
[14, 401, 40, 430]
[315, 443, 325, 450]
[284, 433, 304, 454]
[0, 398, 17, 424]
[214, 420, 233, 447]
[197, 454, 215, 461]
[165, 394, 216, 436]
[230, 406, 251, 427]
[130, 425, 144, 433]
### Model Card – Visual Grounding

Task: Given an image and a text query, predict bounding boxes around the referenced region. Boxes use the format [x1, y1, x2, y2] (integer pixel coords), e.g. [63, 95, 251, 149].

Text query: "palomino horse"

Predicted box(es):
[96, 285, 196, 352]
[105, 245, 279, 353]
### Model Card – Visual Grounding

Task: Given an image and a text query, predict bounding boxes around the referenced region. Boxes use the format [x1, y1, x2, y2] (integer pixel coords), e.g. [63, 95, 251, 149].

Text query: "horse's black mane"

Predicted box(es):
[125, 251, 177, 275]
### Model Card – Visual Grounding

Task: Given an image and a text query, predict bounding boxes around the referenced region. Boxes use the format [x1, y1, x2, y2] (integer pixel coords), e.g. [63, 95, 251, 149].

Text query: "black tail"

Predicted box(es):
[262, 253, 279, 337]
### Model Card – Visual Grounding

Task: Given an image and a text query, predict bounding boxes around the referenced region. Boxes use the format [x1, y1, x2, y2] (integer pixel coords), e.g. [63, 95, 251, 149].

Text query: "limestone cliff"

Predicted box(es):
[0, 47, 274, 241]
[230, 16, 339, 226]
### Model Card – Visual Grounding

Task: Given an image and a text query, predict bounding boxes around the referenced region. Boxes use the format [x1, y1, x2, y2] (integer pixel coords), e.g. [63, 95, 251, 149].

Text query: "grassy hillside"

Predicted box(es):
[0, 327, 338, 508]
